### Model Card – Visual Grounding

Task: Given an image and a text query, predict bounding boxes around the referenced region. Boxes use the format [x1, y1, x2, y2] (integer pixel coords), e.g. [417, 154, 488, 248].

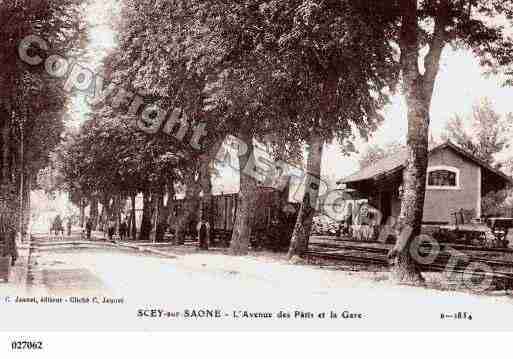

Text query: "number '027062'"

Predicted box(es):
[11, 341, 43, 350]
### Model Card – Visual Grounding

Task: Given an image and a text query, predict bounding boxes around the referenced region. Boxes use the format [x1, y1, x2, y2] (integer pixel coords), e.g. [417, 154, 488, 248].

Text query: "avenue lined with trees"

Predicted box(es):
[2, 0, 513, 286]
[0, 0, 87, 248]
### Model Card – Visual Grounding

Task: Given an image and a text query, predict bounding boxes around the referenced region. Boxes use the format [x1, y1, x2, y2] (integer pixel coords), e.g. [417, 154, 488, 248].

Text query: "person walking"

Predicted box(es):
[53, 215, 64, 238]
[197, 219, 210, 250]
[107, 218, 116, 241]
[119, 220, 127, 241]
[85, 217, 93, 240]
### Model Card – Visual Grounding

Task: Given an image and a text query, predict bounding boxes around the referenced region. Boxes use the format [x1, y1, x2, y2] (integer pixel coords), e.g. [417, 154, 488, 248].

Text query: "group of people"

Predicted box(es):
[50, 215, 73, 237]
[50, 215, 131, 242]
[84, 217, 129, 241]
[107, 218, 129, 241]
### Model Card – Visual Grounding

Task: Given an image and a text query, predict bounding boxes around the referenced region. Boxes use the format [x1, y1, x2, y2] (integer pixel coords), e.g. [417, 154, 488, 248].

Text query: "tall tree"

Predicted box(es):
[55, 113, 183, 241]
[0, 0, 87, 238]
[388, 0, 513, 283]
[203, 1, 399, 255]
[92, 0, 228, 245]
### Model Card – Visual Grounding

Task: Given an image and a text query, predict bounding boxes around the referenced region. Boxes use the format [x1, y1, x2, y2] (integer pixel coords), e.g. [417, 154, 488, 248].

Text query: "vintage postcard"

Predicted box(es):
[3, 1, 513, 352]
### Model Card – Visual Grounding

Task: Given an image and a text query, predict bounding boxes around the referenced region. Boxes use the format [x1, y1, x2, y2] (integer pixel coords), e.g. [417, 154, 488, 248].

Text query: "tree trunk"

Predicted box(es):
[98, 201, 104, 229]
[388, 0, 446, 284]
[164, 180, 175, 223]
[288, 134, 323, 258]
[18, 124, 24, 241]
[21, 172, 31, 239]
[79, 197, 85, 228]
[174, 168, 201, 245]
[138, 190, 153, 241]
[389, 87, 430, 283]
[155, 181, 172, 243]
[149, 188, 161, 242]
[112, 195, 122, 229]
[230, 132, 259, 255]
[173, 137, 225, 245]
[90, 196, 99, 230]
[101, 196, 111, 234]
[130, 193, 137, 240]
[1, 119, 9, 185]
[196, 138, 224, 249]
[199, 161, 213, 250]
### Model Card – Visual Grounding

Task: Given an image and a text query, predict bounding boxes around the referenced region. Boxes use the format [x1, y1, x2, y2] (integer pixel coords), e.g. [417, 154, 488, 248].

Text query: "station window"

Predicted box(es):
[427, 166, 460, 189]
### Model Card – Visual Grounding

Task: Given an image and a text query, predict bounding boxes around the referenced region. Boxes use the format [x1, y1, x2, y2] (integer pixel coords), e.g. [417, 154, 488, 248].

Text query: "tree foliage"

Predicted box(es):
[0, 0, 87, 235]
[359, 141, 406, 170]
[442, 98, 511, 165]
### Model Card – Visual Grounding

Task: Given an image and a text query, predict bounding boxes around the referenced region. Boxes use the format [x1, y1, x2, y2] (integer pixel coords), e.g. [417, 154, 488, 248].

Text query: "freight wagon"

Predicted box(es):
[167, 181, 299, 250]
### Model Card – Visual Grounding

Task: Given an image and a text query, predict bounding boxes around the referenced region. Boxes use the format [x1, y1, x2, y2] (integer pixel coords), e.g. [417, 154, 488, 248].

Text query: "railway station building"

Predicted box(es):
[338, 142, 513, 226]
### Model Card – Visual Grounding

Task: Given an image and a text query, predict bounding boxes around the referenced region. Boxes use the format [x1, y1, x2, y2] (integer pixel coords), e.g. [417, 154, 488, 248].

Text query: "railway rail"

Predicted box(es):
[307, 240, 513, 289]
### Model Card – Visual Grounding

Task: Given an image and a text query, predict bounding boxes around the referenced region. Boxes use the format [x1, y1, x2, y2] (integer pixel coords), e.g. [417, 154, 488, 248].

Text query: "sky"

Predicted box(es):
[71, 0, 513, 189]
[66, 0, 118, 128]
[330, 49, 513, 182]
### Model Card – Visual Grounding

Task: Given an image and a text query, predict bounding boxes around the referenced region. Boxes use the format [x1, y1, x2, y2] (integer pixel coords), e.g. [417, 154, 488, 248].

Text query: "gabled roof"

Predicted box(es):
[340, 150, 407, 184]
[338, 141, 513, 185]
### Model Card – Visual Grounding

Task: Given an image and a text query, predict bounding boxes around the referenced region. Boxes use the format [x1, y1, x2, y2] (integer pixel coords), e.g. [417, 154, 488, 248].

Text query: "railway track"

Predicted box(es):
[311, 238, 513, 254]
[307, 241, 513, 288]
[310, 241, 513, 268]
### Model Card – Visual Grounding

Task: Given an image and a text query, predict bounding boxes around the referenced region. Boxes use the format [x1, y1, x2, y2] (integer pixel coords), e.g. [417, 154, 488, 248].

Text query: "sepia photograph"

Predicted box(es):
[3, 0, 513, 355]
